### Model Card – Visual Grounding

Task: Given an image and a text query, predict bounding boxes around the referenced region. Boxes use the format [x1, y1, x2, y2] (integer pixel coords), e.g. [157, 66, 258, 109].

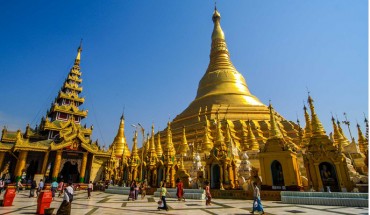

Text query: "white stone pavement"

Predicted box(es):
[0, 190, 368, 215]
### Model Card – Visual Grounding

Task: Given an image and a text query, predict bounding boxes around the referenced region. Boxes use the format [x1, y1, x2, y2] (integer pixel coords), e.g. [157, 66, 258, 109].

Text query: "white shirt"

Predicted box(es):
[63, 186, 74, 202]
[88, 183, 93, 190]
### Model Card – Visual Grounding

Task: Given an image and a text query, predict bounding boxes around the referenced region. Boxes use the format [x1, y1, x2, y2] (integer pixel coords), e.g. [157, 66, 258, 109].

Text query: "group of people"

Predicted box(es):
[127, 180, 147, 201]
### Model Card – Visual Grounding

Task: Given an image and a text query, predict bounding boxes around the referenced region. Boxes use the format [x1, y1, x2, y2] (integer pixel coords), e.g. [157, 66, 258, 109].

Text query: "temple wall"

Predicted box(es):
[90, 157, 105, 183]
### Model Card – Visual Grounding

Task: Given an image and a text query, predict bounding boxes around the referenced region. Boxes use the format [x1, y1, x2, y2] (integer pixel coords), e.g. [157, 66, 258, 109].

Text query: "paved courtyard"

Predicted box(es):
[0, 190, 368, 215]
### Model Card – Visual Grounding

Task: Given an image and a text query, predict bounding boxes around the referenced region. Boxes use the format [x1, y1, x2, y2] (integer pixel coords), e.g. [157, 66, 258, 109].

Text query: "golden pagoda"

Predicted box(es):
[153, 7, 302, 188]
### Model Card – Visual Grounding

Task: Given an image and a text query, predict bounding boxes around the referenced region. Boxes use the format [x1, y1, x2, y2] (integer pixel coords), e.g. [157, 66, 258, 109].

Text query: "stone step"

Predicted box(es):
[105, 186, 131, 195]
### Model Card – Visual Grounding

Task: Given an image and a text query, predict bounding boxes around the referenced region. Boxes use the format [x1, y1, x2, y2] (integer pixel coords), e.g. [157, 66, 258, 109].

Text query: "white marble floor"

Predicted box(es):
[0, 190, 368, 215]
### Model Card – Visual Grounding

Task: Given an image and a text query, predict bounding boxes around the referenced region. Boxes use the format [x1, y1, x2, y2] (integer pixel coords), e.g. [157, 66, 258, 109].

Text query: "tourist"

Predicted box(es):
[134, 181, 140, 200]
[51, 180, 58, 200]
[87, 181, 93, 199]
[36, 179, 44, 197]
[0, 179, 4, 194]
[30, 180, 37, 198]
[16, 179, 23, 193]
[176, 178, 185, 202]
[58, 180, 64, 197]
[250, 182, 264, 215]
[56, 182, 74, 215]
[128, 180, 135, 201]
[141, 181, 147, 199]
[204, 181, 212, 206]
[157, 182, 170, 211]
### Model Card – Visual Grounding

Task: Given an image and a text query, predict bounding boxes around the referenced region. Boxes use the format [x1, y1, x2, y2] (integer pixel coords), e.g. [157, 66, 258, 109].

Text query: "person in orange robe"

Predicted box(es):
[176, 178, 185, 202]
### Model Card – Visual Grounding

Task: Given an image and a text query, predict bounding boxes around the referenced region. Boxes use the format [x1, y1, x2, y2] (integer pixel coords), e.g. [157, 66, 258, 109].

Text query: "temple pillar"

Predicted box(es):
[41, 151, 50, 175]
[0, 152, 5, 170]
[14, 150, 28, 180]
[314, 163, 323, 191]
[79, 152, 88, 182]
[52, 150, 63, 181]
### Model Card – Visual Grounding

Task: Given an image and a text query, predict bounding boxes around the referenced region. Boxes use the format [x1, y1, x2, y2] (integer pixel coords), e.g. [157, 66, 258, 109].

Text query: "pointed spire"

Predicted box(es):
[246, 120, 259, 151]
[75, 39, 82, 65]
[331, 116, 346, 150]
[156, 130, 163, 158]
[178, 126, 189, 154]
[268, 102, 283, 139]
[215, 114, 225, 143]
[131, 130, 139, 160]
[212, 6, 225, 40]
[303, 105, 312, 140]
[202, 117, 213, 152]
[112, 114, 128, 158]
[336, 119, 350, 147]
[165, 121, 175, 157]
[149, 124, 156, 152]
[357, 123, 367, 154]
[307, 95, 326, 136]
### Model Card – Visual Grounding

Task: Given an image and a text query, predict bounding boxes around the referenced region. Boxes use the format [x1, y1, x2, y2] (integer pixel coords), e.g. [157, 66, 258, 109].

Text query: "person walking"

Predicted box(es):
[176, 178, 185, 202]
[58, 180, 64, 197]
[128, 180, 135, 201]
[56, 182, 74, 215]
[30, 180, 37, 198]
[16, 179, 23, 193]
[134, 182, 140, 200]
[36, 179, 44, 197]
[158, 182, 170, 211]
[0, 179, 4, 194]
[141, 181, 147, 200]
[51, 180, 58, 200]
[205, 181, 212, 206]
[87, 181, 93, 199]
[250, 182, 264, 215]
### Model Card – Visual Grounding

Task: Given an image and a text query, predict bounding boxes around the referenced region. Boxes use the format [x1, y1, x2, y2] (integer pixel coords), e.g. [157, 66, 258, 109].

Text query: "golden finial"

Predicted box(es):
[268, 102, 283, 139]
[212, 5, 224, 40]
[303, 104, 312, 140]
[75, 39, 82, 65]
[307, 95, 326, 136]
[131, 130, 139, 158]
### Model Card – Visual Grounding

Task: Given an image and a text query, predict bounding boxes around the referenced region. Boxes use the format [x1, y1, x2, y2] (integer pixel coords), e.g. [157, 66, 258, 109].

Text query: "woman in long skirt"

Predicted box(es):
[250, 182, 264, 215]
[176, 178, 185, 202]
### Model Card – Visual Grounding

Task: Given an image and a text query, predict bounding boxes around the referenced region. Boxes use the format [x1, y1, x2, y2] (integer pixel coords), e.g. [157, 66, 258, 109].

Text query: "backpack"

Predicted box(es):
[65, 188, 73, 202]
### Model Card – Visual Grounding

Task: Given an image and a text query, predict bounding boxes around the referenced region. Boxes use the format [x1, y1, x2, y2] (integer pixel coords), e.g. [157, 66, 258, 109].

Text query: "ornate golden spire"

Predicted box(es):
[303, 105, 312, 140]
[336, 119, 350, 146]
[164, 121, 175, 157]
[75, 40, 82, 65]
[112, 114, 128, 158]
[148, 124, 157, 157]
[156, 130, 163, 158]
[131, 130, 139, 161]
[268, 103, 283, 139]
[307, 95, 326, 136]
[357, 123, 367, 154]
[246, 120, 259, 151]
[178, 126, 190, 170]
[215, 115, 225, 144]
[202, 116, 213, 152]
[331, 116, 345, 150]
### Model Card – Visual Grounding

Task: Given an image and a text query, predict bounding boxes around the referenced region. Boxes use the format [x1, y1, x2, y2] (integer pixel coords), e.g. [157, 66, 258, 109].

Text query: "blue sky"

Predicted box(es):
[0, 1, 368, 149]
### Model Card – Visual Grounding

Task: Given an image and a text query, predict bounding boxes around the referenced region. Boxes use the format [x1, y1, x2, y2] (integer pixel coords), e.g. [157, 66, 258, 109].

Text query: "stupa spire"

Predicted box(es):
[156, 131, 163, 158]
[149, 124, 157, 156]
[268, 103, 283, 139]
[202, 116, 213, 153]
[307, 95, 326, 136]
[131, 130, 139, 160]
[74, 40, 82, 65]
[357, 123, 367, 154]
[111, 114, 128, 158]
[303, 105, 312, 140]
[331, 116, 345, 149]
[246, 120, 259, 151]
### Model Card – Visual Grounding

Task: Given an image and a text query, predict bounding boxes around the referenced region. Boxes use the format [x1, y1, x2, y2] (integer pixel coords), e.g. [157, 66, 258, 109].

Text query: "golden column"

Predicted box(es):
[52, 150, 63, 181]
[79, 152, 88, 182]
[41, 151, 50, 175]
[0, 152, 5, 170]
[14, 150, 28, 180]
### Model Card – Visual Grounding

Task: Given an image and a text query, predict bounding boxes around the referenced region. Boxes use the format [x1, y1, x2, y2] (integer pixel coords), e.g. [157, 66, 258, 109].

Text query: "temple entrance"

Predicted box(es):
[26, 160, 39, 181]
[60, 161, 80, 183]
[211, 164, 221, 189]
[271, 160, 284, 186]
[319, 162, 339, 192]
[157, 167, 163, 187]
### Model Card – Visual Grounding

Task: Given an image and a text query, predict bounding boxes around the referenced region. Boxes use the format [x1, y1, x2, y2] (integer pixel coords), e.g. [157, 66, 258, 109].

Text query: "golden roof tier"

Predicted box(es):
[110, 114, 130, 158]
